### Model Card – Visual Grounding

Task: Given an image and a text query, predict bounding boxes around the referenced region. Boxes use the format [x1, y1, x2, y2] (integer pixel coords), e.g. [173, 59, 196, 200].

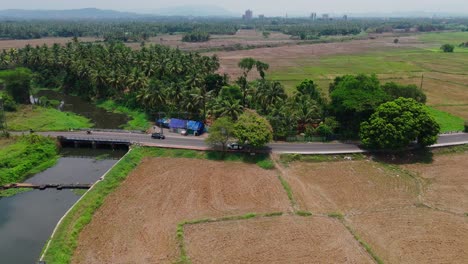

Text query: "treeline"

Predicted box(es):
[182, 32, 210, 42]
[1, 17, 467, 41]
[0, 41, 222, 120]
[1, 40, 432, 144]
[0, 20, 238, 41]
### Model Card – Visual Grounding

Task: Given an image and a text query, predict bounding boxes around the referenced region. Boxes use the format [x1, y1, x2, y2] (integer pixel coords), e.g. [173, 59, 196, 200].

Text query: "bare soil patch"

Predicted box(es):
[284, 160, 419, 214]
[348, 207, 468, 264]
[402, 153, 468, 214]
[72, 157, 291, 264]
[185, 215, 374, 264]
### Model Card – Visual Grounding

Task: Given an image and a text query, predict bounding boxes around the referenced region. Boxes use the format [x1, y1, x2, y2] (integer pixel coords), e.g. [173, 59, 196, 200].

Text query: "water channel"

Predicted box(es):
[0, 148, 127, 264]
[37, 90, 129, 129]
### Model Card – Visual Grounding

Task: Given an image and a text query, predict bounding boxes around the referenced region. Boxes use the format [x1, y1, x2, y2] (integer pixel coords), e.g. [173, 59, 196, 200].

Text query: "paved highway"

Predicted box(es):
[32, 130, 468, 154]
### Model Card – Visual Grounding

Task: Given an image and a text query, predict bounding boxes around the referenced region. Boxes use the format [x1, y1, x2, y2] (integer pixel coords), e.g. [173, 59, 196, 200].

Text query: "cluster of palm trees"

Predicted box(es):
[0, 20, 239, 40]
[0, 40, 224, 118]
[0, 40, 327, 138]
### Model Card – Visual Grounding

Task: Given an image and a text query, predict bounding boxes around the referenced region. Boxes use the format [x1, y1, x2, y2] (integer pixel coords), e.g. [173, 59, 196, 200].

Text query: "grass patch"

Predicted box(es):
[419, 32, 468, 45]
[341, 222, 384, 264]
[277, 175, 296, 207]
[175, 223, 191, 264]
[0, 135, 59, 197]
[71, 189, 88, 196]
[432, 144, 468, 155]
[296, 210, 313, 217]
[280, 153, 366, 164]
[263, 212, 284, 217]
[328, 212, 345, 220]
[0, 188, 33, 197]
[5, 105, 93, 131]
[97, 100, 151, 131]
[256, 159, 275, 170]
[426, 106, 465, 132]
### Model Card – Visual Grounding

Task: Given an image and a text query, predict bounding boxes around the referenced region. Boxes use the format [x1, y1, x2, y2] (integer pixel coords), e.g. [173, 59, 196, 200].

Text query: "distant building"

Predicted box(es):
[259, 14, 265, 19]
[310, 12, 317, 20]
[242, 9, 253, 20]
[322, 14, 329, 20]
[343, 14, 348, 20]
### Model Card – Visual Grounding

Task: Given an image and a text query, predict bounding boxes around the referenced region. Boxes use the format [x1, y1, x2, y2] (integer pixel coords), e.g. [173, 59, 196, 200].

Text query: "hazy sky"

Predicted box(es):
[2, 0, 468, 15]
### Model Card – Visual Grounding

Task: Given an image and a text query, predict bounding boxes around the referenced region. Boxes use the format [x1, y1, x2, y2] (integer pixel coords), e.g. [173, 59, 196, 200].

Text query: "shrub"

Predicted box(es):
[0, 92, 18, 111]
[440, 44, 455, 52]
[465, 120, 468, 133]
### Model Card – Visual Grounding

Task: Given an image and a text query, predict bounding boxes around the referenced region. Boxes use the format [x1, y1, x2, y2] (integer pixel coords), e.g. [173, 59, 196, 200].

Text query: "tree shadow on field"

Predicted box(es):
[371, 148, 434, 165]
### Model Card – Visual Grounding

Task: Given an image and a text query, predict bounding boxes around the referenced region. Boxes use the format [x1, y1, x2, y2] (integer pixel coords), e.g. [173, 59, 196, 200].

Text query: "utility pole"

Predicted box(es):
[420, 74, 424, 91]
[158, 112, 165, 135]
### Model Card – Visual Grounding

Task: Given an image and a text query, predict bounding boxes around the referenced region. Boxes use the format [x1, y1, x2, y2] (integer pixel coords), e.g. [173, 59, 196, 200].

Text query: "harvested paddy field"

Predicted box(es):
[184, 215, 374, 264]
[72, 157, 291, 264]
[283, 160, 420, 215]
[127, 29, 297, 51]
[402, 152, 468, 214]
[348, 207, 468, 264]
[210, 35, 425, 80]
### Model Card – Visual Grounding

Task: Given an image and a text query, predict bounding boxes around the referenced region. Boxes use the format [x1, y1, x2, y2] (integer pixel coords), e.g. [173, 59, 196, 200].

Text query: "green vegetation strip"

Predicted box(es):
[0, 135, 59, 197]
[6, 105, 93, 131]
[280, 153, 366, 164]
[342, 223, 384, 264]
[42, 147, 276, 263]
[277, 175, 296, 208]
[426, 106, 465, 133]
[97, 100, 151, 131]
[176, 212, 284, 264]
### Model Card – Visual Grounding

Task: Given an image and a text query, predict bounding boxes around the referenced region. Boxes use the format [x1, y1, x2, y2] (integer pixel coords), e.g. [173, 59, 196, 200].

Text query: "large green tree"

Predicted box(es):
[329, 74, 389, 138]
[234, 110, 273, 148]
[205, 117, 235, 152]
[360, 98, 440, 150]
[382, 82, 426, 103]
[0, 68, 32, 104]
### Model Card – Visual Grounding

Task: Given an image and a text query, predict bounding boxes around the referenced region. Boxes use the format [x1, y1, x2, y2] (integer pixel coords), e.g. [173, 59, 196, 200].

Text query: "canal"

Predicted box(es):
[0, 148, 127, 264]
[37, 89, 129, 129]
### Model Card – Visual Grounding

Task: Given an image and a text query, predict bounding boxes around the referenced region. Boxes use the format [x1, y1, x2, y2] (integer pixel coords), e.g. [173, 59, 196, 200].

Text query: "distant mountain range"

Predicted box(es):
[0, 8, 465, 20]
[0, 6, 238, 20]
[144, 5, 237, 17]
[0, 8, 141, 20]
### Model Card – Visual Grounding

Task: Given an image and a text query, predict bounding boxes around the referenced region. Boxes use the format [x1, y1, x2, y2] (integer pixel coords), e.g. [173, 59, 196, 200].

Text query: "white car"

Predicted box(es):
[227, 143, 244, 150]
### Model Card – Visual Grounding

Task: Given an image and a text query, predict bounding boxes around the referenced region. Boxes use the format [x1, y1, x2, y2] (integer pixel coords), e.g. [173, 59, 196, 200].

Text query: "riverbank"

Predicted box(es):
[5, 105, 93, 131]
[96, 100, 151, 131]
[0, 135, 59, 197]
[0, 148, 123, 264]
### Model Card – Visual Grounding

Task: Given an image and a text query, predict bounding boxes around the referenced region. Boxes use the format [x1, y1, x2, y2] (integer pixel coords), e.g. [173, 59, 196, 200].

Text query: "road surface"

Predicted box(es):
[29, 130, 468, 154]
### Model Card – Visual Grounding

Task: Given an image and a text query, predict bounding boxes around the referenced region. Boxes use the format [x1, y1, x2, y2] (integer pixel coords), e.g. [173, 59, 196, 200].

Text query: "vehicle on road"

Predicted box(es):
[227, 142, 244, 150]
[151, 133, 166, 140]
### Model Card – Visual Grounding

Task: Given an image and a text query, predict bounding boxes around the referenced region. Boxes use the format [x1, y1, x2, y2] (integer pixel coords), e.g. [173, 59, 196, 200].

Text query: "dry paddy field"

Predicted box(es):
[184, 215, 373, 264]
[282, 150, 468, 264]
[71, 148, 468, 263]
[72, 157, 292, 263]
